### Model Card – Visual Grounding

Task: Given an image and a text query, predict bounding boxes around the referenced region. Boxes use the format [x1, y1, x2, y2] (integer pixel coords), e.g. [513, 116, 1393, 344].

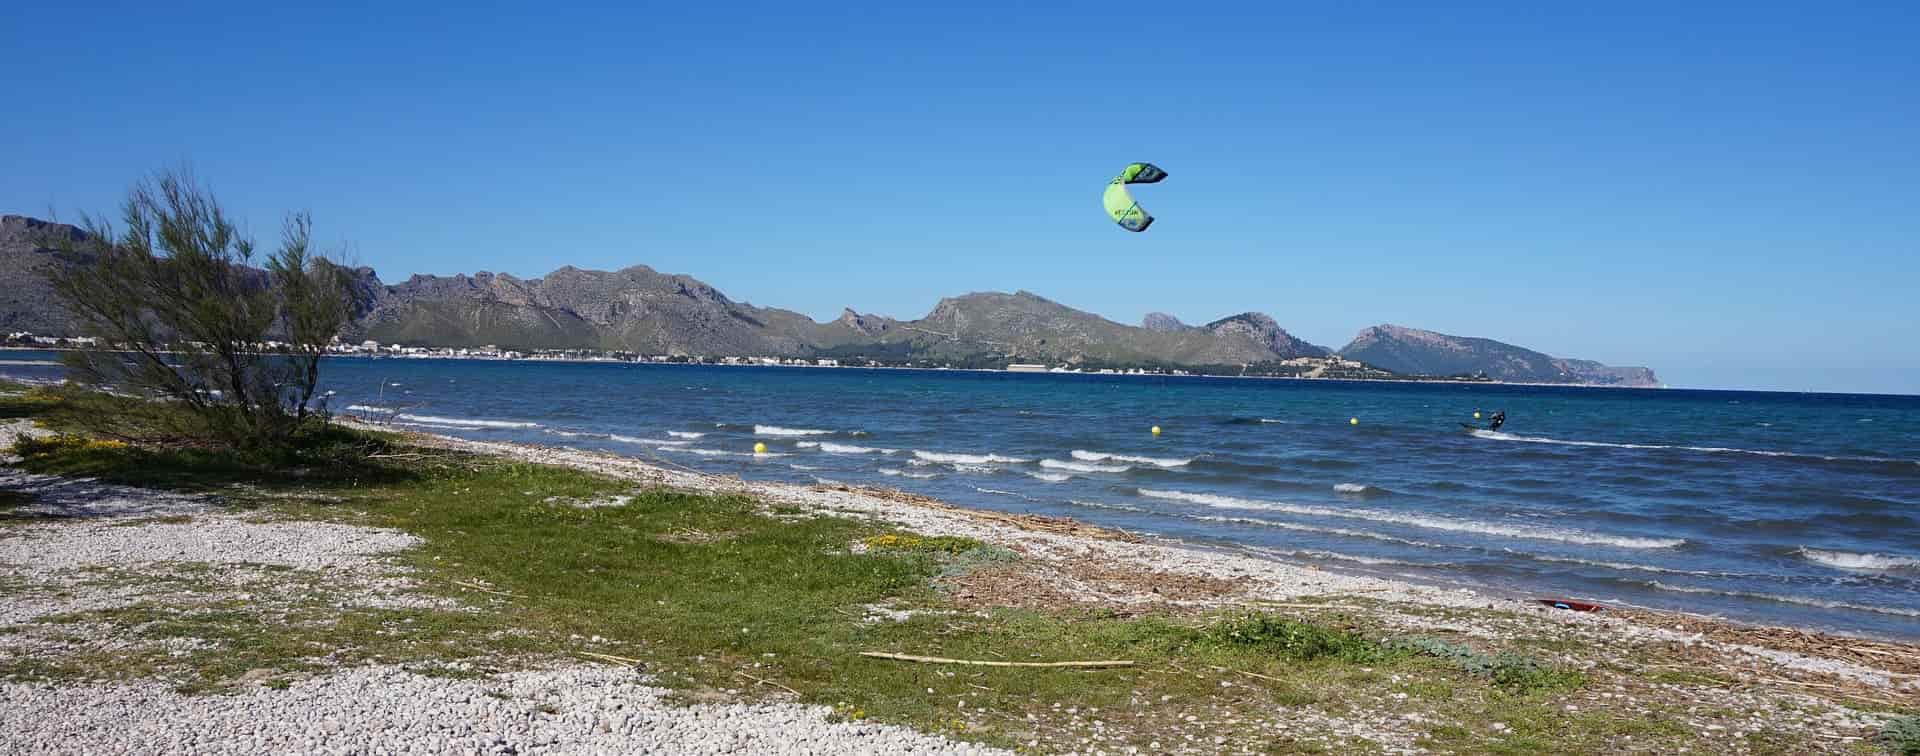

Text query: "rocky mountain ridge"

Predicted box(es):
[2, 214, 1657, 385]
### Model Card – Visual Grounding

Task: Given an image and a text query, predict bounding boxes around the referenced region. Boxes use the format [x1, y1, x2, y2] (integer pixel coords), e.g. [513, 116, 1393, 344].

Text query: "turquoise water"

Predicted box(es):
[6, 354, 1917, 639]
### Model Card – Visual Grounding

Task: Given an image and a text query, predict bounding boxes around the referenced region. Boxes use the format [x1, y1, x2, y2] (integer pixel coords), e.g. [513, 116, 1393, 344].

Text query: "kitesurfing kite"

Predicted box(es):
[1103, 162, 1167, 232]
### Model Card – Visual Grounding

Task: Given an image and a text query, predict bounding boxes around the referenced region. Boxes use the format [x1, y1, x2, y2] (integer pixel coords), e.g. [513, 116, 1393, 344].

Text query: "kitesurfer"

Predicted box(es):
[1487, 410, 1506, 432]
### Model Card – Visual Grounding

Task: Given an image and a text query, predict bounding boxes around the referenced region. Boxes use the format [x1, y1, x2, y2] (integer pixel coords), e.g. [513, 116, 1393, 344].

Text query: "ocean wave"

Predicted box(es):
[754, 425, 834, 436]
[1332, 483, 1386, 495]
[1500, 549, 1744, 576]
[394, 413, 541, 429]
[607, 435, 690, 447]
[1641, 581, 1920, 619]
[974, 487, 1036, 500]
[1470, 430, 1915, 465]
[1041, 459, 1132, 474]
[912, 450, 1030, 465]
[1071, 450, 1191, 467]
[1137, 488, 1684, 549]
[346, 404, 393, 413]
[1067, 499, 1151, 514]
[789, 464, 822, 471]
[797, 441, 897, 455]
[667, 431, 706, 439]
[1026, 471, 1073, 483]
[949, 463, 1001, 475]
[1798, 548, 1920, 573]
[1244, 545, 1437, 568]
[879, 468, 938, 479]
[1186, 512, 1454, 550]
[671, 447, 786, 458]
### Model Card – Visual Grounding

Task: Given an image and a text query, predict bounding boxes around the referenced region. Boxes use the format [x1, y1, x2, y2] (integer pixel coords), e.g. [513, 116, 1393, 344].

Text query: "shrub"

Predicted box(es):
[46, 169, 351, 450]
[1204, 612, 1385, 663]
[1880, 715, 1920, 755]
[1390, 636, 1583, 693]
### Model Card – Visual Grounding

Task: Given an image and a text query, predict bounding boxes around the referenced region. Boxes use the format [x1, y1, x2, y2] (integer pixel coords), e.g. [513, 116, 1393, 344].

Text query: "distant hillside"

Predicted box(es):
[0, 216, 88, 336]
[2, 213, 1657, 384]
[1340, 324, 1658, 387]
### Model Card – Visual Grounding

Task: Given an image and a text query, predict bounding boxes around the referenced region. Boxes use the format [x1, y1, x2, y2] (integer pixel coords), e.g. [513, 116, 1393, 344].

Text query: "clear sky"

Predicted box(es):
[5, 2, 1916, 393]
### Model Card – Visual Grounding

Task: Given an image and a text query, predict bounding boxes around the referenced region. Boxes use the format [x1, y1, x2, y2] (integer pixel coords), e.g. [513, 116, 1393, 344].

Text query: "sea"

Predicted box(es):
[4, 353, 1917, 640]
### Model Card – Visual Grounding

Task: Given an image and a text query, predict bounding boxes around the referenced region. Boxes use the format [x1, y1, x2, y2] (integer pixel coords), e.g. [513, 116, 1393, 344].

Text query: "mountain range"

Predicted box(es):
[1, 214, 1658, 386]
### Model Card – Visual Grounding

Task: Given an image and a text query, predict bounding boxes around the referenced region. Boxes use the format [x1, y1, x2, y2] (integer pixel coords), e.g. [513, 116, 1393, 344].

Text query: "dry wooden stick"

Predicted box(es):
[575, 651, 646, 666]
[859, 651, 1134, 669]
[734, 670, 801, 696]
[452, 580, 523, 598]
[1211, 665, 1287, 684]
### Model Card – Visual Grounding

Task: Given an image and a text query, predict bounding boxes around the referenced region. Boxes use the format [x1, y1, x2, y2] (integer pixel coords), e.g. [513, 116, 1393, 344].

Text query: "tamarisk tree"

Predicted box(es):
[49, 171, 352, 448]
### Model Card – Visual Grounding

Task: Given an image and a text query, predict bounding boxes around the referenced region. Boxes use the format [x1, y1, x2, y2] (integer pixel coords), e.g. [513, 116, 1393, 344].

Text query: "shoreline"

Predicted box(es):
[3, 396, 1916, 752]
[393, 424, 1920, 683]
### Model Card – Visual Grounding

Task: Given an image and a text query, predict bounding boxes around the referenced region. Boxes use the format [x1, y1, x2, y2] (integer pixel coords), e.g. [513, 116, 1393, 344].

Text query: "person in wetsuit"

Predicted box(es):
[1487, 410, 1506, 431]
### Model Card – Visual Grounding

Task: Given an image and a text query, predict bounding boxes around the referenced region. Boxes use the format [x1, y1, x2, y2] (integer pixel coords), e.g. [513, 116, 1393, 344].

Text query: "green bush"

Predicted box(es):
[1203, 612, 1385, 663]
[1390, 636, 1582, 693]
[1880, 715, 1920, 755]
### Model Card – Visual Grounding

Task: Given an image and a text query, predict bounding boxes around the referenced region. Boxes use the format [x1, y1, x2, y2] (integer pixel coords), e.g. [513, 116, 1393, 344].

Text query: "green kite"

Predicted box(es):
[1103, 162, 1167, 232]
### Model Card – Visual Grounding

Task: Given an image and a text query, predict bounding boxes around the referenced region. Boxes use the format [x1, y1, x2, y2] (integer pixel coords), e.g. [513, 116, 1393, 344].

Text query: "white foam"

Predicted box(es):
[1470, 430, 1914, 465]
[1798, 548, 1920, 573]
[607, 435, 690, 447]
[1026, 472, 1073, 483]
[949, 463, 1000, 475]
[1332, 483, 1374, 494]
[788, 464, 822, 471]
[1137, 488, 1684, 549]
[394, 413, 541, 429]
[1500, 549, 1744, 576]
[667, 431, 706, 439]
[1644, 581, 1920, 618]
[754, 425, 834, 437]
[974, 487, 1035, 500]
[1040, 459, 1132, 474]
[912, 450, 1029, 465]
[346, 404, 393, 413]
[879, 468, 938, 479]
[1070, 450, 1191, 467]
[670, 447, 787, 458]
[1186, 513, 1453, 550]
[797, 441, 897, 455]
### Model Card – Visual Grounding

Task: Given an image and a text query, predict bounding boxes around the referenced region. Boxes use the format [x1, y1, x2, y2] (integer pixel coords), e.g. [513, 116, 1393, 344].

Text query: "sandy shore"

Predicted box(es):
[4, 415, 1915, 753]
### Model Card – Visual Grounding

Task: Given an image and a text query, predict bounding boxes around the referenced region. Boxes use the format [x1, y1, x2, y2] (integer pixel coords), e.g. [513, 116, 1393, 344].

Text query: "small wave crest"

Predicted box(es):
[1798, 548, 1920, 573]
[1470, 430, 1915, 465]
[607, 435, 690, 447]
[1041, 459, 1132, 474]
[1071, 450, 1191, 467]
[797, 441, 897, 455]
[1026, 471, 1073, 483]
[394, 413, 540, 429]
[1641, 581, 1920, 619]
[879, 468, 938, 479]
[346, 404, 393, 413]
[754, 425, 834, 436]
[1333, 483, 1387, 495]
[667, 431, 706, 439]
[1138, 488, 1684, 549]
[912, 450, 1030, 465]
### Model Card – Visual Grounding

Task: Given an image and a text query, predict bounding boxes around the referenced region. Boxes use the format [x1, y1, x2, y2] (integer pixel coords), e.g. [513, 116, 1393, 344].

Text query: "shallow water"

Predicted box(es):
[7, 354, 1917, 639]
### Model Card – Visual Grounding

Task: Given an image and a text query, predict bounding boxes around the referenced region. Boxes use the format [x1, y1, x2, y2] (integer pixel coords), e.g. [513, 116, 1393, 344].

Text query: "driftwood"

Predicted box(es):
[574, 651, 646, 666]
[860, 651, 1134, 669]
[452, 580, 523, 598]
[733, 670, 801, 696]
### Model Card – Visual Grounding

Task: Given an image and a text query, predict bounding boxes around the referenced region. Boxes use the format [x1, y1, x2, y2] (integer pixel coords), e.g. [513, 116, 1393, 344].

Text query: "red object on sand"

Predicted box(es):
[1536, 598, 1606, 612]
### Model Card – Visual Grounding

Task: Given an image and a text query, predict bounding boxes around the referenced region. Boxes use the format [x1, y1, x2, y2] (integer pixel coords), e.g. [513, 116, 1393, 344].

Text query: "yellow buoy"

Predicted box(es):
[1151, 425, 1161, 435]
[1473, 411, 1481, 419]
[753, 442, 767, 454]
[1349, 417, 1358, 426]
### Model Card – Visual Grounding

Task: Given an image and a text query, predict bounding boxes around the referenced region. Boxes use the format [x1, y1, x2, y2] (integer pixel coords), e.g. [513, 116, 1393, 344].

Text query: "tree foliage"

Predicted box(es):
[47, 171, 351, 448]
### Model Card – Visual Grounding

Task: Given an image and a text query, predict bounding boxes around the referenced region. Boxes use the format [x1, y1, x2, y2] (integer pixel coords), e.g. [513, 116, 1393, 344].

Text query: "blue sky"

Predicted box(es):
[5, 2, 1916, 393]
